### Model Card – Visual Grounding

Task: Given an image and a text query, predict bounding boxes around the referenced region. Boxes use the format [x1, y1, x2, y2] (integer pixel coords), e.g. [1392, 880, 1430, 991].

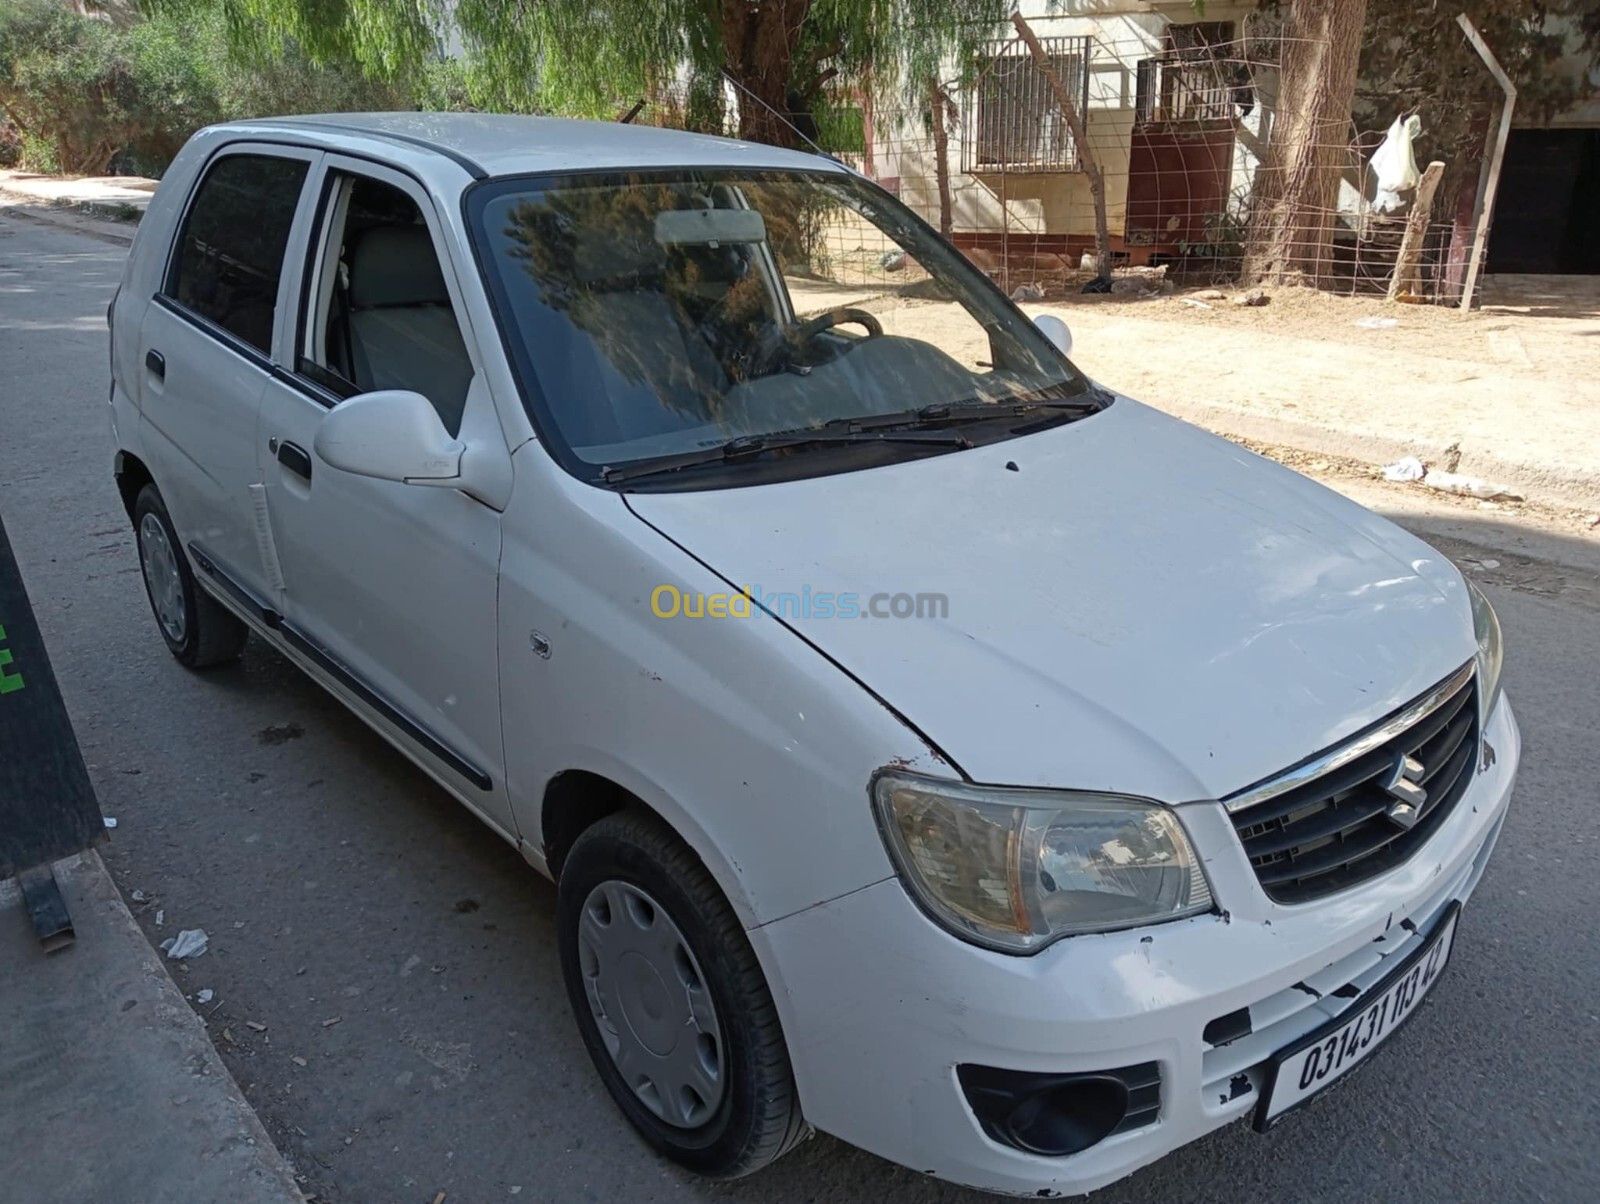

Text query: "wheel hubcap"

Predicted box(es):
[138, 513, 186, 644]
[578, 881, 726, 1128]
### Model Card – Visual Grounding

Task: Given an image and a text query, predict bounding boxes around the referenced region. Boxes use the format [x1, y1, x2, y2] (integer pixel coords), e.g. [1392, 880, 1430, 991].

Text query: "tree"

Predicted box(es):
[926, 74, 953, 236]
[1359, 0, 1598, 160]
[1358, 0, 1599, 293]
[1244, 0, 1599, 288]
[1014, 10, 1110, 285]
[1242, 0, 1371, 286]
[196, 0, 1013, 150]
[0, 0, 226, 174]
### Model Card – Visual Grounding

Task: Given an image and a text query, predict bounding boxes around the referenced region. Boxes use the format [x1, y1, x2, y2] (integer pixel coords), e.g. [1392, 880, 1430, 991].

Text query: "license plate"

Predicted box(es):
[1255, 901, 1461, 1130]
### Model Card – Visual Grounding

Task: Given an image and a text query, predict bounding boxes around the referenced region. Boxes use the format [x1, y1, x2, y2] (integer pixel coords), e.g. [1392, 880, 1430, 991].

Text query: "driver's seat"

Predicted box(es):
[346, 224, 474, 436]
[567, 230, 733, 433]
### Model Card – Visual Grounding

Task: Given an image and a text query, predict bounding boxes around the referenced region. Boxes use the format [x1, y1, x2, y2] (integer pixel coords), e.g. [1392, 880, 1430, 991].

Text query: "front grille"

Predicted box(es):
[1226, 665, 1480, 905]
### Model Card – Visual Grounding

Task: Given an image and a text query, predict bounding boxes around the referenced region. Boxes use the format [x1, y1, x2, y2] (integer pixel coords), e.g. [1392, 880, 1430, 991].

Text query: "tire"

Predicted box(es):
[558, 810, 807, 1178]
[133, 484, 248, 669]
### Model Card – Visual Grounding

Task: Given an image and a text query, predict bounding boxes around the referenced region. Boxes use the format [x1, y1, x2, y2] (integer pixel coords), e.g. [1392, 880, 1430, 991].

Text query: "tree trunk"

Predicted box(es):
[1012, 12, 1111, 282]
[721, 0, 812, 148]
[928, 77, 953, 237]
[1242, 0, 1369, 286]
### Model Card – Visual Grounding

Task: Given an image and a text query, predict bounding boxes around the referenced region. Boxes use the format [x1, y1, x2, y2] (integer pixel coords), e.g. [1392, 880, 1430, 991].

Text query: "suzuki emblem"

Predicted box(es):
[1380, 754, 1428, 829]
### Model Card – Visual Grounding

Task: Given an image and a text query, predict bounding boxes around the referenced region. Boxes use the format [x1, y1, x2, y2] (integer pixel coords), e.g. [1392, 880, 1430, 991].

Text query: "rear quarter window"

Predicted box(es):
[163, 153, 309, 354]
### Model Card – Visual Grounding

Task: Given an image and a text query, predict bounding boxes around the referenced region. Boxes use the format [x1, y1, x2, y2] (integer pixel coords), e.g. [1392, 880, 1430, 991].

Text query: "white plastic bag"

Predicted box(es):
[1369, 115, 1421, 214]
[1382, 455, 1425, 483]
[160, 928, 209, 959]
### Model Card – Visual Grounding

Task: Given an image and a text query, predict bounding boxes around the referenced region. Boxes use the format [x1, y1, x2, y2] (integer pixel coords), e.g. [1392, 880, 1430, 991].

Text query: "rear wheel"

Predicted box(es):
[557, 810, 806, 1178]
[133, 485, 248, 668]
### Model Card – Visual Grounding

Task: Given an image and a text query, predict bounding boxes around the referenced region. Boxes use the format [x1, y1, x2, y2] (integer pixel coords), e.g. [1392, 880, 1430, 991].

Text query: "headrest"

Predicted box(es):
[349, 224, 450, 308]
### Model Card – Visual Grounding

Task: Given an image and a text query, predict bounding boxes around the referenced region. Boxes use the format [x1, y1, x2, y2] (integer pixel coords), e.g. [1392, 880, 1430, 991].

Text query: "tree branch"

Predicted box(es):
[1011, 12, 1111, 282]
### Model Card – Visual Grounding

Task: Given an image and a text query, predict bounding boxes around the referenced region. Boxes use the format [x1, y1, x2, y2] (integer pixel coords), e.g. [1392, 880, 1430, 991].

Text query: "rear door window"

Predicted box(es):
[164, 153, 309, 354]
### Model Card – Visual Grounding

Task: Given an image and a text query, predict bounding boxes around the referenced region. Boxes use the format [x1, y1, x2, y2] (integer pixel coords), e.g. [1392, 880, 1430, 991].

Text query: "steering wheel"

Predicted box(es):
[752, 306, 884, 374]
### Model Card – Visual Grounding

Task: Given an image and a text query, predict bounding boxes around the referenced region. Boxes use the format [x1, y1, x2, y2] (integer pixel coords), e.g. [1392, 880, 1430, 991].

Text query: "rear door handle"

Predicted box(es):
[276, 440, 313, 482]
[145, 349, 165, 379]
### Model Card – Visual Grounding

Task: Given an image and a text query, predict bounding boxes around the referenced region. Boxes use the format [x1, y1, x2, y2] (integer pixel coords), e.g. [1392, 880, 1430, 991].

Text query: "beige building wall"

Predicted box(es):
[882, 0, 1263, 241]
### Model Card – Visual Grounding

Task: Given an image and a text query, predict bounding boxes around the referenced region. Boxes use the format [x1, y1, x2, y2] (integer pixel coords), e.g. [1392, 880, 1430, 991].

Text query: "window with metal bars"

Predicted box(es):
[1135, 22, 1244, 125]
[963, 36, 1091, 173]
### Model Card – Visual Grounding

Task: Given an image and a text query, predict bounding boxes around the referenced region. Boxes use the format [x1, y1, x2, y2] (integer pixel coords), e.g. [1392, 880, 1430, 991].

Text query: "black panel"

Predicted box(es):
[1487, 129, 1600, 275]
[0, 512, 105, 876]
[957, 1061, 1162, 1155]
[1203, 1007, 1254, 1048]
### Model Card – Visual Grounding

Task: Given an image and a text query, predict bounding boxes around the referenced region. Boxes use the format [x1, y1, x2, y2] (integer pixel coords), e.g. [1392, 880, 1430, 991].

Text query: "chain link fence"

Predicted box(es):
[620, 12, 1502, 307]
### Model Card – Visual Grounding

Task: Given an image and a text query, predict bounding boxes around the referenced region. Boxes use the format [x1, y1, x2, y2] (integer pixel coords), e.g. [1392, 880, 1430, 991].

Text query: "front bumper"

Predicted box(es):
[751, 697, 1520, 1196]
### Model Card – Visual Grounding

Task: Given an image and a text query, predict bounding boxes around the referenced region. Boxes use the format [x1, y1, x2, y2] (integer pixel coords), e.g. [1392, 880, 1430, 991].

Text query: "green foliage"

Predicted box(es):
[0, 0, 144, 174]
[189, 0, 1016, 146]
[17, 132, 58, 174]
[1362, 0, 1595, 119]
[412, 55, 537, 115]
[122, 11, 229, 172]
[1355, 1, 1598, 207]
[0, 1, 428, 177]
[812, 101, 867, 155]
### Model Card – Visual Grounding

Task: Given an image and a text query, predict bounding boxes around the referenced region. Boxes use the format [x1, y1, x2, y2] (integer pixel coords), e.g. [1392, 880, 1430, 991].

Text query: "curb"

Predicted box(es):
[83, 849, 306, 1201]
[0, 191, 139, 246]
[0, 851, 305, 1204]
[1166, 402, 1600, 515]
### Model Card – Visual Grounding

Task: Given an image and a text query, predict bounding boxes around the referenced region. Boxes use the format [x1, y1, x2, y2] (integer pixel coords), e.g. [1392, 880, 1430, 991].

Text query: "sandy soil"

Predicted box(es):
[791, 271, 1600, 506]
[807, 272, 1600, 391]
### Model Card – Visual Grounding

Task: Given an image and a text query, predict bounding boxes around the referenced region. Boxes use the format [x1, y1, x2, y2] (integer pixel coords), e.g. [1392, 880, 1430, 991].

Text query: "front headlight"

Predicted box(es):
[872, 771, 1214, 954]
[1466, 578, 1504, 716]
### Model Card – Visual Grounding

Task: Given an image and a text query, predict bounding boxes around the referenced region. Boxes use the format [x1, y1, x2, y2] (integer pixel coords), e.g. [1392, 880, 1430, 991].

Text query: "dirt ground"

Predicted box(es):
[810, 271, 1600, 388]
[1233, 436, 1600, 546]
[792, 271, 1600, 509]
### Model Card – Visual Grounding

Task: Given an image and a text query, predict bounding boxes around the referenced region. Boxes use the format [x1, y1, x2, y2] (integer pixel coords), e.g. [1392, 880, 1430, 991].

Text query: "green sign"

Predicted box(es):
[0, 622, 26, 694]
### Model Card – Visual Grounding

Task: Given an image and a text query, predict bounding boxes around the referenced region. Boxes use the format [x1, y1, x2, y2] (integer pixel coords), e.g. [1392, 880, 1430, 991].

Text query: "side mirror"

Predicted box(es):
[1033, 313, 1073, 358]
[314, 390, 464, 485]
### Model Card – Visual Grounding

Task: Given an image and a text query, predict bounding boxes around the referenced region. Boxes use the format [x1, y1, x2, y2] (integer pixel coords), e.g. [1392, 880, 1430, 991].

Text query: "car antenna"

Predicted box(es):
[617, 99, 646, 124]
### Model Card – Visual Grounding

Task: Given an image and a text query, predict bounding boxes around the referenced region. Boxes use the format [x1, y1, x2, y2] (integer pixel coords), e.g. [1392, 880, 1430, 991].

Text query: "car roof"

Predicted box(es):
[242, 112, 845, 180]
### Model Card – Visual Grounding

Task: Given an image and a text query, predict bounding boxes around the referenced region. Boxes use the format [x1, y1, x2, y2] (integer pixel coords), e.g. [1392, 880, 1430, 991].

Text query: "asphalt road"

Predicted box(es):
[2, 209, 1597, 1204]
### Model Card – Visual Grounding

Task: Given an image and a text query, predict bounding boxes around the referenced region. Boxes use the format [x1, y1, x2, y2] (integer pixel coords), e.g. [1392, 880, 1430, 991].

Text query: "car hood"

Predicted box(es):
[625, 400, 1476, 802]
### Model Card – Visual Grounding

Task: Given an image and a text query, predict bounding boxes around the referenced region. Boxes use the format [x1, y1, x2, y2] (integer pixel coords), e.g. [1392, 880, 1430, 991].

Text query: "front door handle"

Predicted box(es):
[276, 440, 313, 482]
[145, 349, 165, 379]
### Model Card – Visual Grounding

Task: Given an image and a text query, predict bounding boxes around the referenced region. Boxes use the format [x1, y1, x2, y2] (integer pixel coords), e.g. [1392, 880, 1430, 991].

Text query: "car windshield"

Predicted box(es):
[469, 168, 1096, 486]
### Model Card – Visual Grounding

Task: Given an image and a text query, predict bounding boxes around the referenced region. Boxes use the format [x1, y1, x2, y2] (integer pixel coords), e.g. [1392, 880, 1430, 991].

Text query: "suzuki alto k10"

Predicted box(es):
[108, 113, 1518, 1195]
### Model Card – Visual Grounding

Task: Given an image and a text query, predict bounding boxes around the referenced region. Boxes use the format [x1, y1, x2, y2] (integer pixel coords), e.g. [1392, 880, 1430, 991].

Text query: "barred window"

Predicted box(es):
[1135, 22, 1242, 125]
[964, 37, 1091, 173]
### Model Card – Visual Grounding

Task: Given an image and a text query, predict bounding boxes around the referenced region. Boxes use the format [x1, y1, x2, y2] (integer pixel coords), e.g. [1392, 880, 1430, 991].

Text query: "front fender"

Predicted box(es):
[497, 444, 946, 928]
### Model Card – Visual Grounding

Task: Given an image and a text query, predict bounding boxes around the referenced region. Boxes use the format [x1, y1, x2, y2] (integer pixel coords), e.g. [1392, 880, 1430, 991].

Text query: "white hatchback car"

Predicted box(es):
[109, 113, 1518, 1196]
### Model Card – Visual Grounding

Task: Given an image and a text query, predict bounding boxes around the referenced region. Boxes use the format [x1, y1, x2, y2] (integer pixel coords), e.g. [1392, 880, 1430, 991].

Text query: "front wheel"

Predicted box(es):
[557, 811, 806, 1178]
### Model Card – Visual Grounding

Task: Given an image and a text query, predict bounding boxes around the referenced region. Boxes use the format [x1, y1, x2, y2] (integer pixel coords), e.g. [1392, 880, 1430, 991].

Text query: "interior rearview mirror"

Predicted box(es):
[654, 208, 767, 246]
[1033, 313, 1073, 358]
[314, 390, 464, 485]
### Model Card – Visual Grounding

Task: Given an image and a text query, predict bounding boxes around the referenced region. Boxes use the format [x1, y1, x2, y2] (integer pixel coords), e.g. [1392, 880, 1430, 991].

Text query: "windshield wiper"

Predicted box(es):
[601, 428, 969, 485]
[816, 390, 1104, 435]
